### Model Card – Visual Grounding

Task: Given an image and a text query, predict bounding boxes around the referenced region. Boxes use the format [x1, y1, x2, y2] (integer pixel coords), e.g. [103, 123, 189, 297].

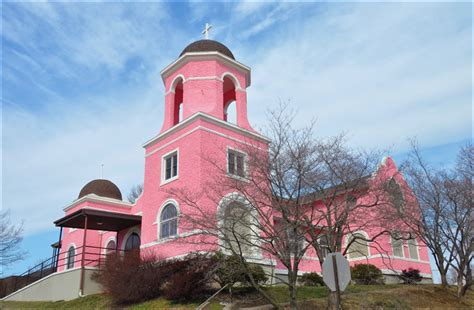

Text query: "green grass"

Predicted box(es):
[0, 294, 112, 309]
[1, 285, 473, 309]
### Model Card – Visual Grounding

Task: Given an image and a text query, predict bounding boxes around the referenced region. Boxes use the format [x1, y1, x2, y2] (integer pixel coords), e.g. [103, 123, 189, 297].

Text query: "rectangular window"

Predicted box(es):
[164, 151, 178, 181]
[391, 232, 404, 257]
[408, 239, 419, 260]
[228, 149, 245, 177]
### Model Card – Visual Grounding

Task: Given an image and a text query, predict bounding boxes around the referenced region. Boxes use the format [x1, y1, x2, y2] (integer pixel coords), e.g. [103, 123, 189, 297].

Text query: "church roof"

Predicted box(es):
[180, 40, 235, 60]
[78, 179, 122, 201]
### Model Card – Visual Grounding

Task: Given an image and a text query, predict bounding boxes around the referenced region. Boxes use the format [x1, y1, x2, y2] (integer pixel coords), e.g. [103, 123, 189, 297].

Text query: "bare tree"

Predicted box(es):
[442, 144, 473, 297]
[127, 184, 144, 204]
[400, 141, 456, 287]
[171, 104, 399, 309]
[0, 210, 25, 272]
[172, 105, 314, 309]
[401, 142, 473, 295]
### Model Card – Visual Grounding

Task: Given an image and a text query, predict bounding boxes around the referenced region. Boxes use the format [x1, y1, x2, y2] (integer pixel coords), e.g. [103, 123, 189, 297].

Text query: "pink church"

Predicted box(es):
[4, 39, 432, 301]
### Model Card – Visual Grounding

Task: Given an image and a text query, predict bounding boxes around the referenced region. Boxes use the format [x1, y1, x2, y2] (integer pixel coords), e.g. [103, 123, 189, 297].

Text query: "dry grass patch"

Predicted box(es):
[341, 285, 473, 310]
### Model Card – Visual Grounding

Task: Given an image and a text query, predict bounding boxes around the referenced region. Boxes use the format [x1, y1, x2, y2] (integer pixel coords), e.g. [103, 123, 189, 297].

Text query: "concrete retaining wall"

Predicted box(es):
[1, 267, 103, 301]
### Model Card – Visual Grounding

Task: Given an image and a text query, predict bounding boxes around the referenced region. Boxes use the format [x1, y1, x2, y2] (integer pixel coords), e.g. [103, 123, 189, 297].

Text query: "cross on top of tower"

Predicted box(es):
[202, 23, 212, 40]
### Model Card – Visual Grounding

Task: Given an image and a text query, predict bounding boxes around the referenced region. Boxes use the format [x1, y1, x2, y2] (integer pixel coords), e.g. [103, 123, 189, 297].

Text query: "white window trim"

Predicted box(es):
[226, 146, 249, 181]
[217, 192, 261, 258]
[154, 199, 180, 240]
[141, 229, 203, 248]
[346, 253, 430, 264]
[344, 230, 371, 259]
[161, 148, 179, 185]
[103, 237, 117, 255]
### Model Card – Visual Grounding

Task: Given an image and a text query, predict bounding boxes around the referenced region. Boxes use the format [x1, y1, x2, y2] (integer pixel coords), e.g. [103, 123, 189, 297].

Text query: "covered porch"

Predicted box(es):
[2, 209, 142, 301]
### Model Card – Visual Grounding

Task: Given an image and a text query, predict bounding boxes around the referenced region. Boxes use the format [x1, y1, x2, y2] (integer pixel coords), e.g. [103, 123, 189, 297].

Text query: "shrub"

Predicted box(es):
[243, 264, 268, 286]
[92, 252, 217, 304]
[92, 251, 165, 304]
[400, 268, 422, 284]
[351, 264, 384, 285]
[213, 252, 268, 288]
[161, 253, 216, 301]
[300, 272, 324, 286]
[214, 252, 245, 288]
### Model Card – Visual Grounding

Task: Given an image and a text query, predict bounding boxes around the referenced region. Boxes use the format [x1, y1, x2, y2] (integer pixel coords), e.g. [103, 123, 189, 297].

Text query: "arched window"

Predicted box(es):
[125, 232, 140, 251]
[223, 202, 252, 254]
[160, 204, 178, 239]
[105, 240, 116, 255]
[223, 76, 237, 124]
[407, 238, 419, 260]
[347, 233, 369, 259]
[66, 246, 75, 269]
[391, 231, 404, 257]
[172, 78, 184, 126]
[387, 178, 404, 212]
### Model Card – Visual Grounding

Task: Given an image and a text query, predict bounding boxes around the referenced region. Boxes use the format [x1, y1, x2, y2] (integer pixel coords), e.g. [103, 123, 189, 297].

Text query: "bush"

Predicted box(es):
[92, 252, 217, 304]
[161, 253, 216, 301]
[214, 252, 245, 288]
[400, 268, 422, 284]
[300, 272, 324, 286]
[92, 252, 165, 304]
[244, 264, 268, 286]
[214, 252, 268, 288]
[351, 264, 384, 285]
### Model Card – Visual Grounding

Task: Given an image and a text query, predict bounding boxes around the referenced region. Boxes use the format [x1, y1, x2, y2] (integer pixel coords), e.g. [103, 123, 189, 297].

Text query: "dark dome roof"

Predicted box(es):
[78, 179, 122, 200]
[180, 40, 235, 59]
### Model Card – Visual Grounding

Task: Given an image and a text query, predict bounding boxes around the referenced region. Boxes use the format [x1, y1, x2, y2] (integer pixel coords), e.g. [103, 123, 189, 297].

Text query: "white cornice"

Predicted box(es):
[63, 194, 133, 212]
[161, 52, 251, 87]
[142, 112, 270, 149]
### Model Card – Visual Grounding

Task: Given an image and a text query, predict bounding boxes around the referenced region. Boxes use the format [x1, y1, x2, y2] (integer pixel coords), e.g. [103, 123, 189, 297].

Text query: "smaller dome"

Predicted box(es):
[78, 179, 122, 200]
[180, 40, 235, 59]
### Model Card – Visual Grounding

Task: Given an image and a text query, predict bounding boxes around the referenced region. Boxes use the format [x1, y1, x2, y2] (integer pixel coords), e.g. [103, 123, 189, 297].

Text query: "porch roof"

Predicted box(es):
[54, 208, 141, 231]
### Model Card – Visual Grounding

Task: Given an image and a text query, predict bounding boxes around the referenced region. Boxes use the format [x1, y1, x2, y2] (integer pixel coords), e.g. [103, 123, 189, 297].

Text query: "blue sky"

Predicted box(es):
[1, 2, 472, 277]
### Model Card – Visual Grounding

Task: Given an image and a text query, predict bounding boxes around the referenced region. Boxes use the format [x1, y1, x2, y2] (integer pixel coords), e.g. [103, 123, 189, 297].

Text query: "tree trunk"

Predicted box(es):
[440, 272, 448, 287]
[289, 285, 298, 310]
[458, 284, 469, 298]
[328, 291, 340, 310]
[457, 273, 465, 298]
[288, 271, 298, 310]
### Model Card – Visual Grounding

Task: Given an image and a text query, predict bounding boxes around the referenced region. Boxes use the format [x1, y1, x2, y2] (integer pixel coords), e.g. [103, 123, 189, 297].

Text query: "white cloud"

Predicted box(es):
[2, 2, 471, 239]
[242, 2, 471, 152]
[3, 79, 164, 234]
[234, 1, 272, 18]
[240, 3, 295, 39]
[2, 2, 170, 79]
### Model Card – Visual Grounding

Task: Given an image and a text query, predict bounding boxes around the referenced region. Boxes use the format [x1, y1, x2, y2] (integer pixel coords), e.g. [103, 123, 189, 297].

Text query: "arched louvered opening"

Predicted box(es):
[223, 76, 237, 124]
[172, 78, 184, 126]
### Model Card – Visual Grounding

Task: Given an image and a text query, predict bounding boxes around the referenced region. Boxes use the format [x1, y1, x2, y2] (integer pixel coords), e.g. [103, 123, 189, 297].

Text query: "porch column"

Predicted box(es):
[79, 215, 88, 296]
[54, 227, 63, 271]
[116, 231, 119, 251]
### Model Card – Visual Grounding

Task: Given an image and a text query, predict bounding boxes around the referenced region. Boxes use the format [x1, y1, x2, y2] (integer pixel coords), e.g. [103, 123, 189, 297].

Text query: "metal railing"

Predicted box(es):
[1, 245, 130, 298]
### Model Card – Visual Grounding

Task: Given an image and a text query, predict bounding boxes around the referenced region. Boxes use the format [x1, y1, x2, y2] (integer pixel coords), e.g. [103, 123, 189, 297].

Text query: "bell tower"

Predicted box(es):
[159, 39, 254, 132]
[138, 35, 270, 260]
